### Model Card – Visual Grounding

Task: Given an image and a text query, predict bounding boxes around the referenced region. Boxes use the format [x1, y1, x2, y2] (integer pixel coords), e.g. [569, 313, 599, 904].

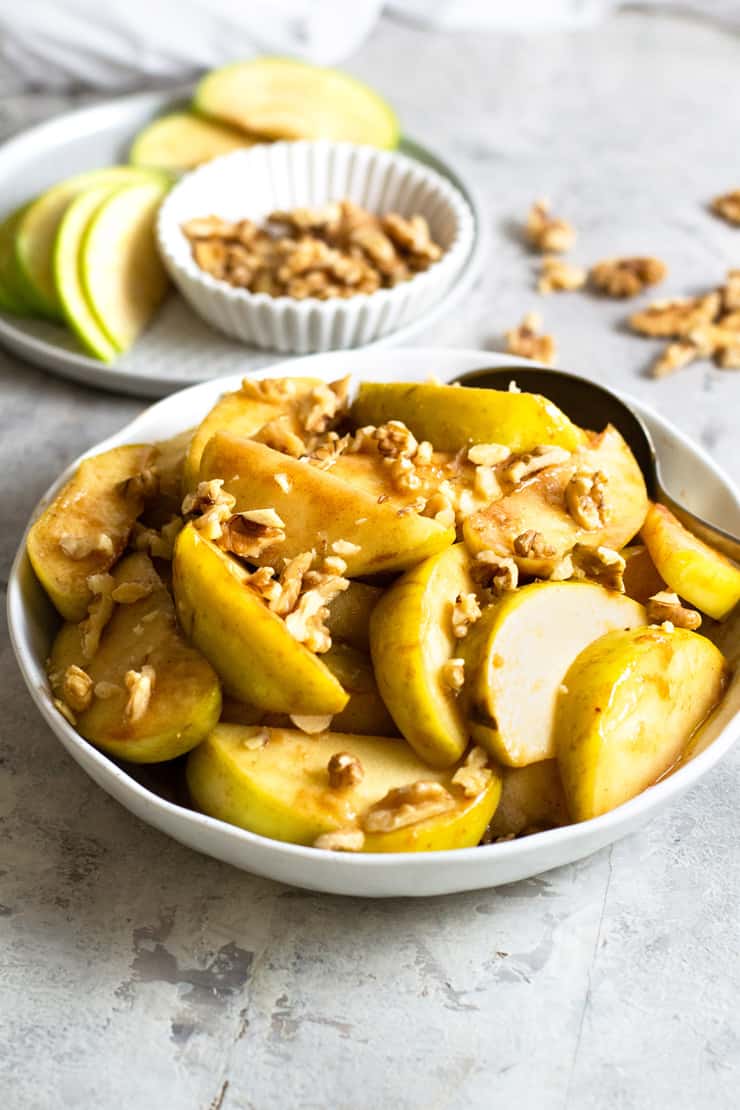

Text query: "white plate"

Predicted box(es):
[0, 90, 486, 398]
[8, 349, 740, 897]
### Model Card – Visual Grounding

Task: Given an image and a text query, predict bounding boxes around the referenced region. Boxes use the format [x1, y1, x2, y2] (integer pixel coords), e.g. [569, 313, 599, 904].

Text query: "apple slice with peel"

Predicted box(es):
[48, 553, 221, 763]
[641, 502, 740, 620]
[187, 724, 501, 852]
[463, 425, 648, 577]
[459, 581, 646, 766]
[198, 432, 455, 577]
[556, 625, 727, 820]
[352, 381, 586, 454]
[81, 178, 170, 352]
[184, 377, 321, 489]
[370, 543, 476, 768]
[325, 581, 383, 653]
[172, 523, 348, 715]
[27, 443, 154, 622]
[129, 111, 254, 173]
[486, 760, 570, 839]
[53, 184, 120, 362]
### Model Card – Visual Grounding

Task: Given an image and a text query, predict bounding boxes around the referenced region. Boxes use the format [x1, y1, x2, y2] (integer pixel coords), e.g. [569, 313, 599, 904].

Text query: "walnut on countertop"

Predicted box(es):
[537, 256, 586, 294]
[505, 312, 557, 366]
[525, 199, 576, 253]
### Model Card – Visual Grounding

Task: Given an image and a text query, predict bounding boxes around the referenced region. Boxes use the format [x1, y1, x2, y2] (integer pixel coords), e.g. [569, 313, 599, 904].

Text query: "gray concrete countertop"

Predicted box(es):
[1, 11, 739, 1109]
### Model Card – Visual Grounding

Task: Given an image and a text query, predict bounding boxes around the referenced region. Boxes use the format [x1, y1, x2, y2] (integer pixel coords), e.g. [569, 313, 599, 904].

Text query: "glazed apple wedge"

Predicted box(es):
[48, 553, 221, 763]
[556, 625, 727, 820]
[351, 381, 586, 453]
[187, 725, 501, 852]
[641, 502, 740, 620]
[486, 760, 570, 840]
[172, 523, 348, 714]
[370, 543, 477, 767]
[27, 443, 154, 622]
[459, 581, 646, 766]
[197, 432, 455, 576]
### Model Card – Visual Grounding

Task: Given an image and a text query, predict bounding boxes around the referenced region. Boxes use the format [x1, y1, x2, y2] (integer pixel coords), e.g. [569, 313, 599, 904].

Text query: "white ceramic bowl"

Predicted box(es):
[8, 349, 740, 897]
[156, 142, 475, 353]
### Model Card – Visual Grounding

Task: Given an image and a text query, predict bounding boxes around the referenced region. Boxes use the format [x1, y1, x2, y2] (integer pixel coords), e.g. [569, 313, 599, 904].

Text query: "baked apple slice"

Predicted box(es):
[486, 760, 570, 839]
[48, 552, 221, 762]
[27, 443, 154, 621]
[459, 581, 646, 766]
[187, 724, 501, 852]
[556, 625, 727, 820]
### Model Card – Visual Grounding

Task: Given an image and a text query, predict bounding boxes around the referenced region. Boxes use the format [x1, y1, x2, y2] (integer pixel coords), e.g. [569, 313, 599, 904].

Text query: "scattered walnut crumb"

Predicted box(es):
[123, 665, 155, 724]
[629, 292, 721, 338]
[711, 189, 740, 226]
[274, 472, 292, 493]
[525, 199, 576, 253]
[241, 728, 269, 750]
[565, 470, 608, 531]
[590, 257, 667, 298]
[62, 664, 93, 713]
[571, 544, 626, 592]
[441, 657, 466, 693]
[505, 311, 557, 366]
[331, 539, 361, 557]
[110, 581, 153, 604]
[313, 828, 365, 852]
[472, 550, 519, 595]
[537, 256, 587, 294]
[513, 530, 556, 559]
[473, 465, 502, 502]
[53, 697, 76, 726]
[59, 532, 114, 560]
[467, 443, 511, 466]
[80, 573, 115, 661]
[362, 781, 456, 834]
[290, 714, 333, 735]
[451, 746, 493, 798]
[646, 590, 702, 630]
[327, 751, 364, 789]
[451, 592, 482, 638]
[501, 444, 571, 486]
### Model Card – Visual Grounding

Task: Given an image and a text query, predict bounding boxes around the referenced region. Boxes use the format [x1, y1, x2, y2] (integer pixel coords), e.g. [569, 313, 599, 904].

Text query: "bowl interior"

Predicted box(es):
[9, 349, 740, 896]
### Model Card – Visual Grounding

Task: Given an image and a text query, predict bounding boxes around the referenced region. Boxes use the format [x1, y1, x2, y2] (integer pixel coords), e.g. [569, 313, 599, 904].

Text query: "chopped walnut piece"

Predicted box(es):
[451, 746, 493, 798]
[467, 443, 511, 466]
[474, 465, 502, 502]
[441, 657, 466, 693]
[53, 697, 76, 726]
[110, 581, 154, 604]
[327, 751, 364, 789]
[646, 590, 702, 630]
[363, 781, 456, 834]
[451, 592, 482, 638]
[182, 215, 238, 240]
[629, 292, 721, 338]
[283, 574, 349, 654]
[571, 544, 625, 592]
[290, 714, 333, 735]
[513, 530, 556, 559]
[722, 270, 740, 312]
[274, 472, 292, 493]
[547, 553, 574, 581]
[308, 432, 351, 470]
[80, 573, 115, 661]
[565, 470, 608, 530]
[716, 344, 740, 370]
[267, 551, 313, 616]
[381, 213, 442, 263]
[253, 417, 306, 458]
[124, 665, 155, 724]
[62, 664, 93, 713]
[711, 189, 740, 226]
[59, 532, 114, 560]
[472, 550, 519, 595]
[244, 565, 283, 606]
[182, 479, 236, 541]
[501, 444, 571, 486]
[313, 828, 365, 852]
[331, 539, 361, 557]
[220, 509, 286, 560]
[300, 377, 351, 435]
[505, 312, 557, 366]
[241, 728, 269, 750]
[119, 468, 159, 501]
[525, 200, 576, 253]
[537, 256, 587, 294]
[650, 339, 701, 379]
[374, 420, 418, 460]
[590, 257, 667, 298]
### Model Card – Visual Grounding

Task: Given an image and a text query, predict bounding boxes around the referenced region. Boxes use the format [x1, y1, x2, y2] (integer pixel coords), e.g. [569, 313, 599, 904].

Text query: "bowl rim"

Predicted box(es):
[8, 348, 740, 881]
[156, 139, 476, 310]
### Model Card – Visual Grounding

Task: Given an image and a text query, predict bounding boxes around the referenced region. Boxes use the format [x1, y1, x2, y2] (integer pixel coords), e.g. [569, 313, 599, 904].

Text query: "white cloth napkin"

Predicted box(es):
[0, 0, 736, 92]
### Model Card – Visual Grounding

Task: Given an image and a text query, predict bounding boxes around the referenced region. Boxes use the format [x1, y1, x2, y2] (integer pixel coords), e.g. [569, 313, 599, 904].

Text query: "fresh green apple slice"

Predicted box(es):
[53, 185, 119, 362]
[459, 581, 646, 767]
[129, 111, 254, 173]
[556, 625, 726, 820]
[0, 207, 34, 315]
[81, 178, 170, 352]
[370, 543, 476, 768]
[194, 57, 400, 148]
[14, 166, 168, 319]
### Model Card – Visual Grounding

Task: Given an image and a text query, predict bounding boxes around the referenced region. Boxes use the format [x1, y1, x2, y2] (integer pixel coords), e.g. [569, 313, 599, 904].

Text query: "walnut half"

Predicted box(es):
[590, 257, 667, 298]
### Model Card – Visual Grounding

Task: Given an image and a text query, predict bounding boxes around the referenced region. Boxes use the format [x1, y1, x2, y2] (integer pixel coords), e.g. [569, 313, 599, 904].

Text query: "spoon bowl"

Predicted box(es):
[453, 364, 740, 563]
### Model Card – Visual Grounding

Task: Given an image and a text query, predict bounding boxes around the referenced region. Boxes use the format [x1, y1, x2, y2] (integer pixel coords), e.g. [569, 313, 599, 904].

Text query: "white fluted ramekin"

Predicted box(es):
[156, 141, 475, 352]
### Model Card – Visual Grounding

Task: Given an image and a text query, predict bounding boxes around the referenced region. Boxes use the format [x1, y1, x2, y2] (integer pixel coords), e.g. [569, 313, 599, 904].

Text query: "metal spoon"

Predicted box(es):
[452, 365, 740, 562]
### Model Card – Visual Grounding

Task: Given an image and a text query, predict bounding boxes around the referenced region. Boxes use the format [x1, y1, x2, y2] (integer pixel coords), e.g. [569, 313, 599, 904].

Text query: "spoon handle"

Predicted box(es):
[657, 484, 740, 564]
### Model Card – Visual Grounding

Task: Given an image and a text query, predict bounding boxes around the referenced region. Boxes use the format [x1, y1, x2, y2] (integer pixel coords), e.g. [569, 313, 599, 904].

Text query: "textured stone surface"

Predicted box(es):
[1, 11, 739, 1109]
